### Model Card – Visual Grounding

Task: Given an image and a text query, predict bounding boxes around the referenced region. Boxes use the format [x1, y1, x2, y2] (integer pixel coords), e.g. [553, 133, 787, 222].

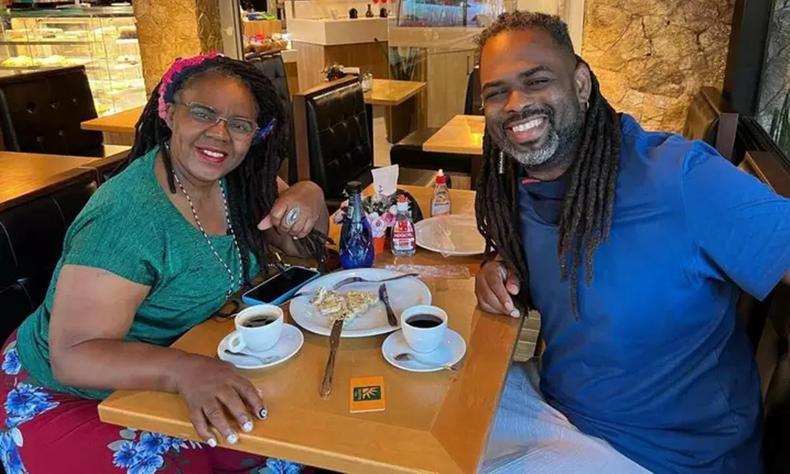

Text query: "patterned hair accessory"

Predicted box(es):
[157, 52, 222, 120]
[256, 118, 277, 142]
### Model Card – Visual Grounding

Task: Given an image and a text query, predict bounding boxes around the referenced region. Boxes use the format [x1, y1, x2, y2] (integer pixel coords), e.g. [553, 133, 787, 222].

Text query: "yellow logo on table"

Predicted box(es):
[349, 376, 385, 413]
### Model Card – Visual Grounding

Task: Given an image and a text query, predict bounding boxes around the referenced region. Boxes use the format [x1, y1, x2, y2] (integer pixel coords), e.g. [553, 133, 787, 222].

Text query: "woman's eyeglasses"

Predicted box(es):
[174, 101, 258, 137]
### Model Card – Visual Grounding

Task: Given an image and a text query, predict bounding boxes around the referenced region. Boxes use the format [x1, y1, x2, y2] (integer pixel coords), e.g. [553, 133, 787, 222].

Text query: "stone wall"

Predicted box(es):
[133, 0, 223, 95]
[581, 0, 735, 133]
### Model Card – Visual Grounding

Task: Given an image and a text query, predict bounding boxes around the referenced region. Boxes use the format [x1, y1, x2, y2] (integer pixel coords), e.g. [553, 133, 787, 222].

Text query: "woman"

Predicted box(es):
[0, 53, 328, 473]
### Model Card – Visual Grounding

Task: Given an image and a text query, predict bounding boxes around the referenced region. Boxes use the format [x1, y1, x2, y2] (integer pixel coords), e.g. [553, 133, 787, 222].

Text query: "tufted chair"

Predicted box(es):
[293, 77, 374, 211]
[464, 65, 483, 116]
[0, 171, 97, 342]
[0, 66, 104, 157]
[247, 53, 297, 183]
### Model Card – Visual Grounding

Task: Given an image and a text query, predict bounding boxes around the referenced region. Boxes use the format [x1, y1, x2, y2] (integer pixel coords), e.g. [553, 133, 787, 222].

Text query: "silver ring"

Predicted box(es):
[285, 207, 301, 227]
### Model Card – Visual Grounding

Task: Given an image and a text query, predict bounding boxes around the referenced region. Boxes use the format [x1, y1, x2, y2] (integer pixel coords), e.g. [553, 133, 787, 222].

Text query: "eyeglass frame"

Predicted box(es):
[171, 100, 260, 139]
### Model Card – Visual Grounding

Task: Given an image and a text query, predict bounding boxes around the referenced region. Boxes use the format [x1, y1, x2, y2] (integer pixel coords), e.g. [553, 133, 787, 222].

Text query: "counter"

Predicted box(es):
[289, 17, 389, 90]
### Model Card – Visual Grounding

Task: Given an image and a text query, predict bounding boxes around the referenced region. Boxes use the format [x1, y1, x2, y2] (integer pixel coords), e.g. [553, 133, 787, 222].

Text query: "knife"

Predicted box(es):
[379, 284, 398, 327]
[320, 318, 343, 399]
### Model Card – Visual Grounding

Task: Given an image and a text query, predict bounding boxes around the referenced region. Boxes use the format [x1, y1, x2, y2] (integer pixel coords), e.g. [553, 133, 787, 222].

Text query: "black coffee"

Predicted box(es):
[242, 316, 277, 328]
[406, 314, 443, 328]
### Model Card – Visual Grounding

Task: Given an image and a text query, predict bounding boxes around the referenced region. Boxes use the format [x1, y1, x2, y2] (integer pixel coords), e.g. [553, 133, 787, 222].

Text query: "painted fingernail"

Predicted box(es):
[258, 407, 268, 420]
[510, 309, 520, 318]
[226, 432, 239, 445]
[207, 437, 217, 448]
[241, 420, 253, 432]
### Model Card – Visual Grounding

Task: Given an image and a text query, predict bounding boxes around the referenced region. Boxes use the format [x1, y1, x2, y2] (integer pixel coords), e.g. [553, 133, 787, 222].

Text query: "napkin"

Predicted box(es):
[371, 164, 399, 197]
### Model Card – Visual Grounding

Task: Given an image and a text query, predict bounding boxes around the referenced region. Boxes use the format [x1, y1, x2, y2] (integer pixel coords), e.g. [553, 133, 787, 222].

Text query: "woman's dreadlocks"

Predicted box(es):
[475, 12, 621, 315]
[120, 55, 326, 284]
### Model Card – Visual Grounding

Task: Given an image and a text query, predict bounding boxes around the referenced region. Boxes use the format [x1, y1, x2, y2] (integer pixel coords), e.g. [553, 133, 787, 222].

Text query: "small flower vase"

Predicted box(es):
[373, 234, 387, 255]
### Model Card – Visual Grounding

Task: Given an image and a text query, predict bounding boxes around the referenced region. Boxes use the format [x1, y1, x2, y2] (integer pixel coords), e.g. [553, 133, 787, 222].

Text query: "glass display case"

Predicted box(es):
[0, 5, 145, 116]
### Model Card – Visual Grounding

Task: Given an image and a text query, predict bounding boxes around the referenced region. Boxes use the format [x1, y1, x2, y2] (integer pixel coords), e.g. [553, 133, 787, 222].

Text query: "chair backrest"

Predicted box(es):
[0, 171, 97, 341]
[464, 65, 483, 116]
[0, 66, 103, 156]
[683, 86, 738, 162]
[293, 77, 373, 200]
[247, 53, 297, 183]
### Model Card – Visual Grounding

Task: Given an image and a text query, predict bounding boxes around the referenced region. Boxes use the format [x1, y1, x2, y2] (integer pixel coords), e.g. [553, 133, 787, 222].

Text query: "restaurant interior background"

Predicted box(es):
[0, 0, 788, 471]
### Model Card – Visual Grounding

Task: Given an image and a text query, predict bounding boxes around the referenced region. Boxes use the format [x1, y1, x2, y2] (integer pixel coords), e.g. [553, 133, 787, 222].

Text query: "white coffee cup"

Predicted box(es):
[228, 304, 284, 353]
[400, 305, 448, 353]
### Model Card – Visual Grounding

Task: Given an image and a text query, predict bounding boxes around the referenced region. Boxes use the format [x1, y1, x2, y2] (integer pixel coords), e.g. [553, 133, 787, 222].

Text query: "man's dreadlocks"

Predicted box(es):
[474, 11, 621, 315]
[120, 55, 326, 284]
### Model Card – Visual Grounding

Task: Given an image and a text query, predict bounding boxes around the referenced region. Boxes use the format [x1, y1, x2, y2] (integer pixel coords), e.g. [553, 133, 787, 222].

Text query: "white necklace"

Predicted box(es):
[168, 150, 244, 297]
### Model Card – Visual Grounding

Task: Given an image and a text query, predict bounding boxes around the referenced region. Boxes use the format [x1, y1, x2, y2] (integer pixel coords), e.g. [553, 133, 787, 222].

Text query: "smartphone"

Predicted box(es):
[241, 266, 321, 305]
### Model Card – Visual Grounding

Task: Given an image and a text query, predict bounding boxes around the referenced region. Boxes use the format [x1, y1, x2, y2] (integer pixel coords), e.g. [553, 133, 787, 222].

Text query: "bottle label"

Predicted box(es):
[391, 220, 415, 251]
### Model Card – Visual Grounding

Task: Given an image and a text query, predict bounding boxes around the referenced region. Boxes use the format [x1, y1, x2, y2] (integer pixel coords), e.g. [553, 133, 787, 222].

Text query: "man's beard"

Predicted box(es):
[490, 103, 584, 171]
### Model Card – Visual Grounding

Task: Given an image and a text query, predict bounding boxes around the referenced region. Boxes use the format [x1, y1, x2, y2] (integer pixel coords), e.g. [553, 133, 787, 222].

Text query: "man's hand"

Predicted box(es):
[475, 259, 522, 318]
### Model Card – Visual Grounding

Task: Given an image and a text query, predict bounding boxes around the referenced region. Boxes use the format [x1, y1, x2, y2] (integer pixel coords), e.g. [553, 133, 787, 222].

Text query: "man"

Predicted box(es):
[474, 11, 790, 474]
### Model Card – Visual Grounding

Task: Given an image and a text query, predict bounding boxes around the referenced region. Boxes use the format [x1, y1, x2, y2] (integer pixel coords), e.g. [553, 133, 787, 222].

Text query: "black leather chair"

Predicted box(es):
[464, 65, 483, 116]
[247, 53, 298, 183]
[0, 65, 105, 157]
[683, 86, 738, 163]
[294, 78, 374, 210]
[389, 65, 483, 189]
[0, 172, 97, 342]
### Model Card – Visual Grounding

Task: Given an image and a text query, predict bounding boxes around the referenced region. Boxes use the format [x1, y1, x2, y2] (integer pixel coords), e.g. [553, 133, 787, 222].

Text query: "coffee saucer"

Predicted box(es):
[217, 323, 303, 369]
[381, 329, 466, 373]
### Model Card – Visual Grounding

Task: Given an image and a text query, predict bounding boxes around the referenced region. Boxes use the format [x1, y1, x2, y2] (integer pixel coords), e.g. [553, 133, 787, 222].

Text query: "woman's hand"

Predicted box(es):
[475, 259, 522, 318]
[171, 354, 266, 447]
[258, 181, 327, 239]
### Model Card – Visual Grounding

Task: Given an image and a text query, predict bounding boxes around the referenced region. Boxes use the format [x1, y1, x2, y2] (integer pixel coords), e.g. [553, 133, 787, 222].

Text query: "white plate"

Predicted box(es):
[381, 329, 467, 373]
[414, 215, 486, 256]
[289, 268, 431, 338]
[217, 324, 303, 369]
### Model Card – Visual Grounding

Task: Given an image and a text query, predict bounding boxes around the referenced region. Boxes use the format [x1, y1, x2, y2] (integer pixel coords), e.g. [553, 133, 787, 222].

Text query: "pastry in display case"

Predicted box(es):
[0, 5, 145, 116]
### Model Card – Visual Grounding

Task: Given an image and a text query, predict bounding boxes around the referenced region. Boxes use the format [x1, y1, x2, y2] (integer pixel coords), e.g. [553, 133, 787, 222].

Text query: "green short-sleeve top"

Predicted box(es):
[16, 147, 258, 400]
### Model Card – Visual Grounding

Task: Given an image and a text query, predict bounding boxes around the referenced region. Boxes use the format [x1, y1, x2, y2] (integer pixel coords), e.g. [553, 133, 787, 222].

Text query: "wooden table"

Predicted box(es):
[99, 187, 522, 474]
[0, 151, 99, 211]
[423, 115, 485, 155]
[364, 79, 427, 144]
[81, 106, 142, 146]
[0, 148, 131, 211]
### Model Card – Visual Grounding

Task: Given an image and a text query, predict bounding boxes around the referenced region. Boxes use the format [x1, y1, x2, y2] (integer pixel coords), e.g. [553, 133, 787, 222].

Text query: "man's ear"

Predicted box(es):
[574, 61, 592, 108]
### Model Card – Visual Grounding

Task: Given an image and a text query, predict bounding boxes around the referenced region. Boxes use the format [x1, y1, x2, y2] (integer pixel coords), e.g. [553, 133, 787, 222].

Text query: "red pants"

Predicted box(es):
[0, 331, 306, 474]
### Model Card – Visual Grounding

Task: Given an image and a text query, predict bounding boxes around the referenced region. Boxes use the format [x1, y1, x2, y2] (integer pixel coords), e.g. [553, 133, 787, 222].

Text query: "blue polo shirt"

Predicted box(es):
[518, 114, 790, 473]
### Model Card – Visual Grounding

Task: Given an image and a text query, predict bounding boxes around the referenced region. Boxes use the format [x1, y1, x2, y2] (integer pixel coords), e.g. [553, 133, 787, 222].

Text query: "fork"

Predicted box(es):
[293, 272, 420, 298]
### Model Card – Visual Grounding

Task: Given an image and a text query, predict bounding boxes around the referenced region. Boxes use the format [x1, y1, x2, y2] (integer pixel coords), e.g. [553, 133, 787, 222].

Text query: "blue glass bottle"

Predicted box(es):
[339, 181, 374, 269]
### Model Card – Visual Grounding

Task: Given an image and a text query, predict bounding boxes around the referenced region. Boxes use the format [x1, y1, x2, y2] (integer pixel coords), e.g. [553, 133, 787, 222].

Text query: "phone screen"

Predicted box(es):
[243, 267, 319, 303]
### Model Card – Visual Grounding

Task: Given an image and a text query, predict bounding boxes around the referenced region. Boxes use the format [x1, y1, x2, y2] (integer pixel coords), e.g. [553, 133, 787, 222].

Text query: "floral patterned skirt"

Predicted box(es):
[0, 332, 307, 474]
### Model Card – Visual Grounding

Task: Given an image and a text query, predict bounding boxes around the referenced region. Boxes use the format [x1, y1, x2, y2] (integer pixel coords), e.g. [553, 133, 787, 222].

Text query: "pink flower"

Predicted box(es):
[381, 211, 396, 227]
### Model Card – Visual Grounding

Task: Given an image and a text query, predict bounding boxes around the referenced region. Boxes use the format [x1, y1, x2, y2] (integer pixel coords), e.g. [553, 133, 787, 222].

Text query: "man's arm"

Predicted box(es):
[784, 270, 790, 285]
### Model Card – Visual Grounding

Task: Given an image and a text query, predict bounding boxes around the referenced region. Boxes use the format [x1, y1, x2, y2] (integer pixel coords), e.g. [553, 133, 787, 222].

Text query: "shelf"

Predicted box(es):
[0, 39, 92, 45]
[115, 38, 138, 44]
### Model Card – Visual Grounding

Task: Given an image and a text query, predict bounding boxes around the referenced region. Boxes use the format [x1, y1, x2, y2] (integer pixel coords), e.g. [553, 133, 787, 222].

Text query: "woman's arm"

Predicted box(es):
[49, 264, 265, 446]
[258, 179, 329, 257]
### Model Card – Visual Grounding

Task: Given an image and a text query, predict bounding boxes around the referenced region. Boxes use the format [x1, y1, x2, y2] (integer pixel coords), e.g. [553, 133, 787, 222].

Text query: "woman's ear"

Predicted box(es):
[164, 103, 175, 130]
[574, 62, 592, 108]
